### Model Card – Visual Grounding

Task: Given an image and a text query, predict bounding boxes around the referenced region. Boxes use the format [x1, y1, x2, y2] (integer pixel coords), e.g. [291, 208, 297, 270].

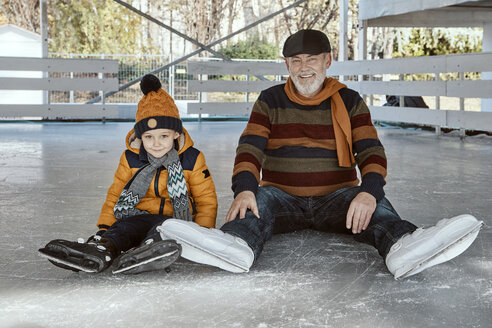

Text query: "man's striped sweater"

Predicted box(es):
[232, 83, 387, 201]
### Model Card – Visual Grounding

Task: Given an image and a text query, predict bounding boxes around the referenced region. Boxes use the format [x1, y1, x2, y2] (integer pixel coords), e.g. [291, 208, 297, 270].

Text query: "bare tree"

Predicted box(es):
[0, 0, 40, 33]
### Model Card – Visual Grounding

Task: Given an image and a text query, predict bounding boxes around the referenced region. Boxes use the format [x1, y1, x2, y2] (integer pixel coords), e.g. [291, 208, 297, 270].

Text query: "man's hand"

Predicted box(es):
[346, 192, 377, 234]
[226, 190, 260, 222]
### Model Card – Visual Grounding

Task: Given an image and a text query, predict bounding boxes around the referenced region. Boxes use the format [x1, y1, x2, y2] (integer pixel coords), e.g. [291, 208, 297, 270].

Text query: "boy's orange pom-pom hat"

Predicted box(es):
[134, 74, 182, 138]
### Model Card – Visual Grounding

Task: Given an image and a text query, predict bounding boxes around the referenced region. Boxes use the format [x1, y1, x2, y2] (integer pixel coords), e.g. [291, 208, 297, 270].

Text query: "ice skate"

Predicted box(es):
[112, 239, 181, 274]
[386, 214, 483, 280]
[38, 238, 116, 273]
[157, 219, 254, 273]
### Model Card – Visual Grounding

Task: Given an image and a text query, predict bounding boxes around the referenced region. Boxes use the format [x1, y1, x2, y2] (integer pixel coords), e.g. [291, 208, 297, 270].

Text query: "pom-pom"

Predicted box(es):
[140, 74, 162, 95]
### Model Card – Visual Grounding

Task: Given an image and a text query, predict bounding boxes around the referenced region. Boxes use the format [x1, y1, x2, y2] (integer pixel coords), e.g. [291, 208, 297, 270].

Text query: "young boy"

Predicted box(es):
[39, 74, 218, 274]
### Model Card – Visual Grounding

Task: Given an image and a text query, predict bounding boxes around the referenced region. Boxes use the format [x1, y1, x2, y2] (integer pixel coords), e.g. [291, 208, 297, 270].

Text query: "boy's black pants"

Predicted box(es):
[101, 214, 171, 253]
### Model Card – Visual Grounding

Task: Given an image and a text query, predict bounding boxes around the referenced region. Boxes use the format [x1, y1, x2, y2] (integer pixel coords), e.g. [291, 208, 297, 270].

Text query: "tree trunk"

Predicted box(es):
[243, 0, 258, 38]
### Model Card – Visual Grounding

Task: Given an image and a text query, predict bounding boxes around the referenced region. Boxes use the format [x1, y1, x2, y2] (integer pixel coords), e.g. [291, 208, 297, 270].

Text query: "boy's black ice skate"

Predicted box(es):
[38, 237, 117, 273]
[112, 239, 181, 274]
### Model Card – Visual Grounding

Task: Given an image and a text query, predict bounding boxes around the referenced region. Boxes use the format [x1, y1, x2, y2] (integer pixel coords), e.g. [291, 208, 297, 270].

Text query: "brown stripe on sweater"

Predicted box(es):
[266, 137, 336, 150]
[262, 169, 358, 187]
[359, 154, 387, 172]
[270, 123, 335, 139]
[260, 180, 359, 197]
[351, 113, 372, 129]
[248, 110, 270, 128]
[235, 152, 261, 170]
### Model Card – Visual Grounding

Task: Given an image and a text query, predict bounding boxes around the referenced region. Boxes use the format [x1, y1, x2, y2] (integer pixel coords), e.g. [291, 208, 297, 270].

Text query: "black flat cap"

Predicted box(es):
[282, 29, 331, 57]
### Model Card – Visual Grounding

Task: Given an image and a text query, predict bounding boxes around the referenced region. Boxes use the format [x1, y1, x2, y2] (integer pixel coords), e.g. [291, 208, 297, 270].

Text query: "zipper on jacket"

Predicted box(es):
[155, 167, 165, 215]
[159, 198, 165, 215]
[154, 167, 162, 197]
[189, 195, 197, 215]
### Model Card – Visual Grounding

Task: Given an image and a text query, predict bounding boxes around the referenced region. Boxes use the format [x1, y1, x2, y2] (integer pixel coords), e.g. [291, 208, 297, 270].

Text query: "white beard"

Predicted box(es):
[289, 69, 325, 96]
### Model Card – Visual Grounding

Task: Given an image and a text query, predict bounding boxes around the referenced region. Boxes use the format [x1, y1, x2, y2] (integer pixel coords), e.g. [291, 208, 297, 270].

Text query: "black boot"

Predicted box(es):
[113, 239, 181, 274]
[39, 237, 118, 273]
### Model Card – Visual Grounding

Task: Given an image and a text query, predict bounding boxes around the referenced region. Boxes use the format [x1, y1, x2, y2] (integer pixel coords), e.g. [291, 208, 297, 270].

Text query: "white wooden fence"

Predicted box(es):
[0, 56, 119, 119]
[187, 52, 492, 131]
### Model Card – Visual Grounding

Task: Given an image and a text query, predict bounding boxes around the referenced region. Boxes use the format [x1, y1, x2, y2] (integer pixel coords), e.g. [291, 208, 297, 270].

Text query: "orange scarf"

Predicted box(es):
[284, 77, 355, 168]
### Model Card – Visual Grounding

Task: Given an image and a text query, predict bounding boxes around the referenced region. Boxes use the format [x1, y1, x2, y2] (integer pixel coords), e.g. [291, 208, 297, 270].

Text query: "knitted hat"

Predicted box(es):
[134, 74, 182, 138]
[282, 29, 331, 57]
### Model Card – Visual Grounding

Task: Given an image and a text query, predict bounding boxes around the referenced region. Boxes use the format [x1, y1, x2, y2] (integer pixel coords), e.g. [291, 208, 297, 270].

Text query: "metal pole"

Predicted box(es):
[112, 0, 229, 61]
[87, 0, 309, 104]
[435, 72, 441, 136]
[339, 0, 348, 62]
[358, 20, 367, 102]
[339, 0, 348, 82]
[40, 0, 49, 105]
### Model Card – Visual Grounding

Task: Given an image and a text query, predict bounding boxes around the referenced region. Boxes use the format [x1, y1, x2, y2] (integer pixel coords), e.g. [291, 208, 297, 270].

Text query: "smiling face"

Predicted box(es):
[285, 52, 332, 97]
[141, 128, 179, 158]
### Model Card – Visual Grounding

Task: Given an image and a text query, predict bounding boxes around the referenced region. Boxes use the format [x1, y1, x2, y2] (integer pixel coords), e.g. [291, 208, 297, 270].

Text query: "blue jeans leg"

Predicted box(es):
[102, 214, 171, 252]
[221, 186, 308, 260]
[221, 186, 418, 262]
[311, 186, 417, 259]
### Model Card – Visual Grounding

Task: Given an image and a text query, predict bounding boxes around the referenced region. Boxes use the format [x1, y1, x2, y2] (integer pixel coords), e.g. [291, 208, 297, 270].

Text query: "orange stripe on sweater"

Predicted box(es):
[241, 123, 270, 138]
[233, 162, 260, 181]
[361, 163, 387, 179]
[352, 126, 378, 142]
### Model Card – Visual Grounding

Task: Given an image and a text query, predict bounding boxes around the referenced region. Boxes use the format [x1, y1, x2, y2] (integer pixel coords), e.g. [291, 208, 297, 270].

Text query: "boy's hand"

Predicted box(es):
[346, 192, 377, 234]
[226, 190, 260, 222]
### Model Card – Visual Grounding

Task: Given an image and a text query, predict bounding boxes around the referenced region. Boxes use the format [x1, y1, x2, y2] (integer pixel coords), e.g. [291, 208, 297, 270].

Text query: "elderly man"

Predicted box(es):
[159, 29, 482, 279]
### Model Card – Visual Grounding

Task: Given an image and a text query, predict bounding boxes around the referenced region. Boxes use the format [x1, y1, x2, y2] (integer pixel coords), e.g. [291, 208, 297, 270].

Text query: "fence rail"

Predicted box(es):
[187, 52, 492, 132]
[0, 56, 119, 119]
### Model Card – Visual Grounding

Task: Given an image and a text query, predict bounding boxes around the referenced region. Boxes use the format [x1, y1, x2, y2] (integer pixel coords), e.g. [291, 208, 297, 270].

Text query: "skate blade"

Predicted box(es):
[112, 249, 179, 274]
[395, 222, 483, 280]
[163, 231, 249, 273]
[38, 249, 98, 273]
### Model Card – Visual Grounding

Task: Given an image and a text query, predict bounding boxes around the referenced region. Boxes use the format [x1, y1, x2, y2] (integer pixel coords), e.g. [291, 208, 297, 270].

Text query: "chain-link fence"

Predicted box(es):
[48, 54, 281, 105]
[49, 53, 198, 104]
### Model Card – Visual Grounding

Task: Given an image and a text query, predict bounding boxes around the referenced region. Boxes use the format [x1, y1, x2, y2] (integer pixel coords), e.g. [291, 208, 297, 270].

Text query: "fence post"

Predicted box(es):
[69, 53, 74, 104]
[459, 72, 465, 138]
[435, 71, 441, 136]
[198, 72, 202, 122]
[246, 74, 250, 103]
[399, 74, 404, 108]
[40, 0, 50, 106]
[169, 60, 175, 99]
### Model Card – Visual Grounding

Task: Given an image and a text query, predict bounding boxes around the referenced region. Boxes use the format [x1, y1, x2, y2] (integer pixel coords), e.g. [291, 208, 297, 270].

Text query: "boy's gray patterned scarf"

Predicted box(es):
[113, 148, 192, 221]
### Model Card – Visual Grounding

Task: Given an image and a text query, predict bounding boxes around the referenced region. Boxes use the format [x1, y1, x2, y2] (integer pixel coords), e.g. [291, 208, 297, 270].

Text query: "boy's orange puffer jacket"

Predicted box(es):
[97, 127, 217, 231]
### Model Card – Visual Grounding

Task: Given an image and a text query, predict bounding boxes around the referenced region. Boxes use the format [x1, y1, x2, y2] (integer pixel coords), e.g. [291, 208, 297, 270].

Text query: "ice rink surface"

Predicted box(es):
[0, 121, 490, 328]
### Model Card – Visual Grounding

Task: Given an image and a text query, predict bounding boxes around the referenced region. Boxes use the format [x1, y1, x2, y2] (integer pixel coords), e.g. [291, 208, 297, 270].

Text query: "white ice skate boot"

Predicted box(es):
[385, 214, 483, 280]
[157, 219, 254, 273]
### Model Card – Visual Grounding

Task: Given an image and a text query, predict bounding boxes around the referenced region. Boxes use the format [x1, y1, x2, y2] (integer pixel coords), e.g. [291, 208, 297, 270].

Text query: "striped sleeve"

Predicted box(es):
[349, 94, 387, 201]
[231, 96, 271, 197]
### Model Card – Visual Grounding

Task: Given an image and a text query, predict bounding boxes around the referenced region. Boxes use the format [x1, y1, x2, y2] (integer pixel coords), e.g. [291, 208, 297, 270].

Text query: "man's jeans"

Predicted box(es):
[221, 186, 417, 261]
